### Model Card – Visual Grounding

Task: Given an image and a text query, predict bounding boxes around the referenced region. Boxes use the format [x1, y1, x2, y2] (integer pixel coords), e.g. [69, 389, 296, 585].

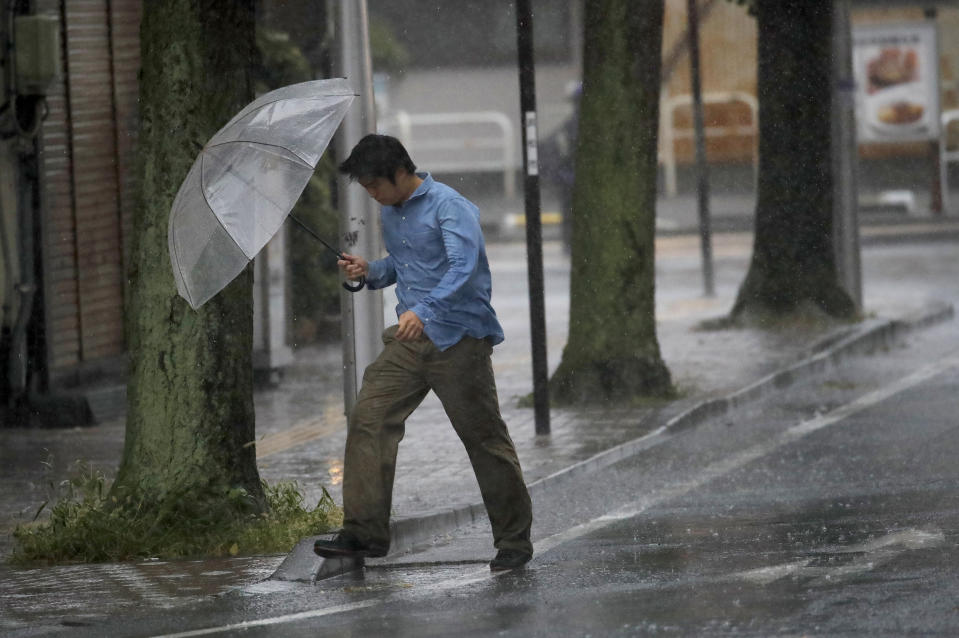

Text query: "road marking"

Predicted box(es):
[735, 559, 811, 586]
[254, 405, 346, 459]
[101, 564, 176, 606]
[148, 600, 383, 637]
[734, 529, 945, 586]
[862, 221, 959, 238]
[655, 232, 753, 258]
[147, 353, 959, 637]
[504, 211, 564, 227]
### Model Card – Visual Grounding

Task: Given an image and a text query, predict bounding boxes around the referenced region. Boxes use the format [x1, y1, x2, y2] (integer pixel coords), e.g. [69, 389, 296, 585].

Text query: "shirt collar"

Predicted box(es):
[402, 172, 432, 205]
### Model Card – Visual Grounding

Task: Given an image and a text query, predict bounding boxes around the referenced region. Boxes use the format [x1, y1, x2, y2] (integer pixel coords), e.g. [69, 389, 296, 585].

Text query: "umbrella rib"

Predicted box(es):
[210, 92, 356, 164]
[197, 151, 255, 260]
[169, 196, 197, 308]
[198, 149, 312, 260]
[204, 139, 315, 167]
[230, 93, 356, 129]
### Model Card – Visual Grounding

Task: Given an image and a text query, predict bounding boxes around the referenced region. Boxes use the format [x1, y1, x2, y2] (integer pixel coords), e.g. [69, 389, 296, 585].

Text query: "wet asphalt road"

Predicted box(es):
[51, 316, 959, 637]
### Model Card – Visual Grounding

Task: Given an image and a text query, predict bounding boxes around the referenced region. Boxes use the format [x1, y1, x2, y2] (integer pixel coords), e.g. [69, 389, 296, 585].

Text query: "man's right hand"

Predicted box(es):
[337, 253, 369, 280]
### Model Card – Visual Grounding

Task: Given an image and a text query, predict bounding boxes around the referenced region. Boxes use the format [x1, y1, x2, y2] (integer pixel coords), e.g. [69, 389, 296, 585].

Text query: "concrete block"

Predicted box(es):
[270, 535, 362, 584]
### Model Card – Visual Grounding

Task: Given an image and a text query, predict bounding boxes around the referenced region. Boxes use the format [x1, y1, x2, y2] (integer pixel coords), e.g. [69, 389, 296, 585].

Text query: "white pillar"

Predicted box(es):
[831, 0, 862, 310]
[253, 228, 293, 383]
[335, 0, 384, 415]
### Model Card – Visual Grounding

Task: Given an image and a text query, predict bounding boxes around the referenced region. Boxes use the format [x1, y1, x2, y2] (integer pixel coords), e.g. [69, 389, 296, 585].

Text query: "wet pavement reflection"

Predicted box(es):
[1, 239, 957, 636]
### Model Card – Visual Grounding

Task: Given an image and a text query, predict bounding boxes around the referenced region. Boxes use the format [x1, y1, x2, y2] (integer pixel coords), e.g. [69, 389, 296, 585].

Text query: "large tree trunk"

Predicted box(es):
[732, 0, 856, 321]
[113, 0, 264, 510]
[549, 0, 672, 403]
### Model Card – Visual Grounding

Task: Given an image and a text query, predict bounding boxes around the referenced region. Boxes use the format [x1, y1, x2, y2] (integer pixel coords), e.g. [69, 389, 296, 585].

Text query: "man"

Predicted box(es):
[539, 81, 580, 252]
[313, 134, 534, 571]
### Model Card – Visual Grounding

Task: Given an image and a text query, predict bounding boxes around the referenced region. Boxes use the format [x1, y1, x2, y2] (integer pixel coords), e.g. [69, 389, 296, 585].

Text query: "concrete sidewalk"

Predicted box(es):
[0, 236, 957, 630]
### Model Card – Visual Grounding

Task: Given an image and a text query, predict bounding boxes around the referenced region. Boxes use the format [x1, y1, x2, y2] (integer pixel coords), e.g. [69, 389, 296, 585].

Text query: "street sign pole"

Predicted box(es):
[831, 0, 862, 310]
[515, 0, 550, 435]
[926, 7, 943, 216]
[687, 0, 715, 297]
[335, 0, 384, 416]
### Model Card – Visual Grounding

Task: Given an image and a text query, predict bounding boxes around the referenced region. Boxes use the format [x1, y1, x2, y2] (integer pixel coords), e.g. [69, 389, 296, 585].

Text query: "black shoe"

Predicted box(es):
[489, 549, 532, 572]
[313, 532, 388, 559]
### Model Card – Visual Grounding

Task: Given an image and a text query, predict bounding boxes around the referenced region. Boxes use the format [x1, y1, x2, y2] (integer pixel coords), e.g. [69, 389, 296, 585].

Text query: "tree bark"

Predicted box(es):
[549, 0, 672, 403]
[732, 0, 856, 321]
[113, 0, 264, 510]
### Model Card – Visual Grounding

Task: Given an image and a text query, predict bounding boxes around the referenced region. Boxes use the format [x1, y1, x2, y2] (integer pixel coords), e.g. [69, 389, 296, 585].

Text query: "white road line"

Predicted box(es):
[149, 600, 382, 638]
[734, 529, 945, 586]
[101, 564, 175, 606]
[736, 559, 813, 586]
[148, 353, 959, 637]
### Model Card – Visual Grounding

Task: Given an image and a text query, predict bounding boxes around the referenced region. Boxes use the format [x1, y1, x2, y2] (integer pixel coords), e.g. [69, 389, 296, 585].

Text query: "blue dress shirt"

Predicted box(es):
[365, 173, 505, 351]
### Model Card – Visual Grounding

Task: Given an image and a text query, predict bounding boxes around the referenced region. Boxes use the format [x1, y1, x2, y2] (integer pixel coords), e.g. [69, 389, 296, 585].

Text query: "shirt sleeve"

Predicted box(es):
[410, 198, 480, 325]
[365, 254, 397, 290]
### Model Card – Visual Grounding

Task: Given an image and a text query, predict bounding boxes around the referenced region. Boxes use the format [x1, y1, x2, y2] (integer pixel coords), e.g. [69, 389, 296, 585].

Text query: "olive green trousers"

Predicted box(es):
[342, 326, 533, 555]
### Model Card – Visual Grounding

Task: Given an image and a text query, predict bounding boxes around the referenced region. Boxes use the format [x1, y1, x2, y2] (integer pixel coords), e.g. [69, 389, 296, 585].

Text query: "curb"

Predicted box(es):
[527, 301, 954, 497]
[272, 301, 954, 583]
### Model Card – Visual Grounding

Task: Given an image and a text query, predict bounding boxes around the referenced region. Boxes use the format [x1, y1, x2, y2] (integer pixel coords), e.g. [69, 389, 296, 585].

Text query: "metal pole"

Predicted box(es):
[335, 0, 383, 416]
[831, 0, 862, 309]
[516, 0, 550, 435]
[926, 7, 943, 216]
[687, 0, 714, 297]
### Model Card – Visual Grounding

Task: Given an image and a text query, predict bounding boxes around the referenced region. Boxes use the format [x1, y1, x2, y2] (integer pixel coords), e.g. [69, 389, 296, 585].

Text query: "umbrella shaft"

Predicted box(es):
[289, 213, 344, 260]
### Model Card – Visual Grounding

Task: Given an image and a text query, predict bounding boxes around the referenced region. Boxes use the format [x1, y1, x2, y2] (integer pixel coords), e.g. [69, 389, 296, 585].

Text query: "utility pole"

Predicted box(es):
[926, 7, 943, 216]
[515, 0, 550, 435]
[335, 0, 384, 415]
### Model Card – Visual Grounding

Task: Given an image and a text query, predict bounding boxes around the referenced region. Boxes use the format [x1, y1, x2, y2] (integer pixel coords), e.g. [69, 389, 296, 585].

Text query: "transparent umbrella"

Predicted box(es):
[168, 78, 357, 310]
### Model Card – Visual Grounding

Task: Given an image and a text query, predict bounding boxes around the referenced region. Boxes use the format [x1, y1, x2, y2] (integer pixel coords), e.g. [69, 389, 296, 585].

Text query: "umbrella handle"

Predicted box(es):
[342, 277, 366, 293]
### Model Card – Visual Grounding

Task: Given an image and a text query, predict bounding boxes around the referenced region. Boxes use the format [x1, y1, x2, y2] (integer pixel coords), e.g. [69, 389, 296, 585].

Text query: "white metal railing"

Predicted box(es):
[379, 110, 517, 198]
[940, 109, 959, 214]
[659, 91, 759, 197]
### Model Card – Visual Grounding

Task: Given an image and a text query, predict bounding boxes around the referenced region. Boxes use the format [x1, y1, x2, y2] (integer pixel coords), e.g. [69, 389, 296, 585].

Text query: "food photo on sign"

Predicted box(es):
[853, 22, 941, 144]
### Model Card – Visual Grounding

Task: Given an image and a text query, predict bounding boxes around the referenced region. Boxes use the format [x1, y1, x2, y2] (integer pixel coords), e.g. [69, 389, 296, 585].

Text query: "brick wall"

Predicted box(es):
[36, 0, 141, 382]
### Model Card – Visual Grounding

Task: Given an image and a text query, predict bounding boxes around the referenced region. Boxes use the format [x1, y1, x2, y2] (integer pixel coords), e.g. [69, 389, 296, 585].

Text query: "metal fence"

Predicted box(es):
[941, 109, 959, 213]
[379, 110, 517, 198]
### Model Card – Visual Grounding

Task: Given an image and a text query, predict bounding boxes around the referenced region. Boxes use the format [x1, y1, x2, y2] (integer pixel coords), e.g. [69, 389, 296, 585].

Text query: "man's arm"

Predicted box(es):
[338, 253, 397, 290]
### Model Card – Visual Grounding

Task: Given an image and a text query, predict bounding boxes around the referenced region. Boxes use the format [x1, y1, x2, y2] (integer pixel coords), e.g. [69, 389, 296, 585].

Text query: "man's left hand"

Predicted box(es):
[396, 310, 425, 341]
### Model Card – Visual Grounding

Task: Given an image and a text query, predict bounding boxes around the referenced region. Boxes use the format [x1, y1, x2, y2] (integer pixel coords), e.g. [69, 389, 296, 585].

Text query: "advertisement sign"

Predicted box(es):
[852, 22, 940, 143]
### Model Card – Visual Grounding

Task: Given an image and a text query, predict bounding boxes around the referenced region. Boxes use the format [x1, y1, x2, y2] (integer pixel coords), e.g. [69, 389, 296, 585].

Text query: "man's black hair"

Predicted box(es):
[338, 134, 417, 184]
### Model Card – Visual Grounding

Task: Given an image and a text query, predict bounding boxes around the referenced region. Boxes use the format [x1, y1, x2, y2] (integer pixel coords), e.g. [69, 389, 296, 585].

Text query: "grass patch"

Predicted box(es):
[9, 462, 341, 566]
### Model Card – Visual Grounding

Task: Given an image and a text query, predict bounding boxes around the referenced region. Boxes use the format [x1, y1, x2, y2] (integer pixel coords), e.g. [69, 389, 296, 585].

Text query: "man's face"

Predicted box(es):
[358, 175, 405, 207]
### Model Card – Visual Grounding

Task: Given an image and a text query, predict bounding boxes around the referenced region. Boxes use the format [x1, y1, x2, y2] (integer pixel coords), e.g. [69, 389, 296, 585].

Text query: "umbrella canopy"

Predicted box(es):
[168, 78, 355, 310]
